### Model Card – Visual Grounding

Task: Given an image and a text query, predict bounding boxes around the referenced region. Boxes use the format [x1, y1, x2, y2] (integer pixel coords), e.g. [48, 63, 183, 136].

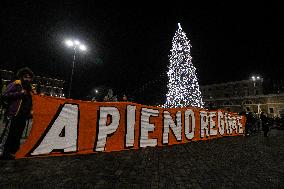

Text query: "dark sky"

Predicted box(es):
[1, 1, 283, 104]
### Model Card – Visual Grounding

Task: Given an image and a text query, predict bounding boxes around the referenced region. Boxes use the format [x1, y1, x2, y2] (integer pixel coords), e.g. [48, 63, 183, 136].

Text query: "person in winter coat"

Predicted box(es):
[0, 67, 34, 159]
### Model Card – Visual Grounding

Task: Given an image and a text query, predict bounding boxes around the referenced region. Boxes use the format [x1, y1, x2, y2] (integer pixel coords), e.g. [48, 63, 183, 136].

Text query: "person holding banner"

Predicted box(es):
[0, 67, 34, 160]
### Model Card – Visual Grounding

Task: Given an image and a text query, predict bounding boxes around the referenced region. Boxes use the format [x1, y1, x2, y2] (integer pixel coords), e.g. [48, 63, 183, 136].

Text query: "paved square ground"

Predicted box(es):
[0, 129, 283, 189]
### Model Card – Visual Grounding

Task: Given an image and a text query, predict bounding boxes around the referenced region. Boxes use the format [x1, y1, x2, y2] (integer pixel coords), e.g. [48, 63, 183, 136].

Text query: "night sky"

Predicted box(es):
[1, 1, 282, 104]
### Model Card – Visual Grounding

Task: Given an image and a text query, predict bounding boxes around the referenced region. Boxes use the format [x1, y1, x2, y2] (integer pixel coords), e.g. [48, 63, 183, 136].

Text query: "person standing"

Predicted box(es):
[104, 89, 118, 102]
[122, 94, 128, 102]
[0, 71, 3, 119]
[0, 71, 2, 96]
[0, 67, 34, 159]
[260, 112, 269, 137]
[245, 112, 254, 136]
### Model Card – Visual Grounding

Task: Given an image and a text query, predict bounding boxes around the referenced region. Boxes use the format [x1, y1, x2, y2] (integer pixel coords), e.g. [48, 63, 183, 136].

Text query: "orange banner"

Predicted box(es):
[16, 95, 246, 159]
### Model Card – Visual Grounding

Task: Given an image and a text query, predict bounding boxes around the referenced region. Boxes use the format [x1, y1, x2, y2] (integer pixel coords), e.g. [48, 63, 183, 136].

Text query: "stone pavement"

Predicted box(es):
[0, 129, 284, 189]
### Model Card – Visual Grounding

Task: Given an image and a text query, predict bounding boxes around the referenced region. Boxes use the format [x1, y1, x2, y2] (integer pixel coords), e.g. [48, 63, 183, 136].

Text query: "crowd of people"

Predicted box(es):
[0, 67, 284, 160]
[91, 89, 129, 102]
[244, 111, 283, 137]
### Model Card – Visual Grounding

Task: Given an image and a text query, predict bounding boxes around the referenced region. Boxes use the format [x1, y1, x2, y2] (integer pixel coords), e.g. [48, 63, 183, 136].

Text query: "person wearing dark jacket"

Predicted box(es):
[245, 112, 254, 136]
[0, 67, 34, 159]
[0, 71, 3, 119]
[260, 112, 269, 137]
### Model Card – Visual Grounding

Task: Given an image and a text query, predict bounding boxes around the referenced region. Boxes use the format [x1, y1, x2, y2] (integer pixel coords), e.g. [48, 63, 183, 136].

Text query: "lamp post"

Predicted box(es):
[251, 75, 263, 87]
[251, 75, 263, 115]
[65, 39, 87, 98]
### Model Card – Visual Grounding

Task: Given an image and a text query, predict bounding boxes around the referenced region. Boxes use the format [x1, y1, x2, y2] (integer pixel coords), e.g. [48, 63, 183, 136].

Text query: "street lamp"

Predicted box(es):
[251, 75, 262, 87]
[65, 39, 87, 98]
[250, 75, 263, 115]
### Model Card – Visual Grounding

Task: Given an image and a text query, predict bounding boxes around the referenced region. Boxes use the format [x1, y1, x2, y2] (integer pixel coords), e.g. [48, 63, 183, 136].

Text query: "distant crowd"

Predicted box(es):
[243, 111, 284, 137]
[90, 89, 130, 103]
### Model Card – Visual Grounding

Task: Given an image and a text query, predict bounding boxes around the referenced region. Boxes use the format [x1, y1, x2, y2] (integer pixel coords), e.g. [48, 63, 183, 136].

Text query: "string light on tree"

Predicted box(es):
[164, 23, 204, 108]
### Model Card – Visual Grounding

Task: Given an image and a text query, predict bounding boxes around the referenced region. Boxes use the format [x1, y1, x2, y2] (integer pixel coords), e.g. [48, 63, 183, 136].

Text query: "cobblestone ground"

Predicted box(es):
[0, 129, 284, 189]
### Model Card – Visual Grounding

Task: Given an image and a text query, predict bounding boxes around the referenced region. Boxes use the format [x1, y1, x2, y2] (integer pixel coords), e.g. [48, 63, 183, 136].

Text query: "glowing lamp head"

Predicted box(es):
[79, 45, 87, 51]
[65, 38, 87, 51]
[74, 40, 80, 45]
[65, 40, 74, 47]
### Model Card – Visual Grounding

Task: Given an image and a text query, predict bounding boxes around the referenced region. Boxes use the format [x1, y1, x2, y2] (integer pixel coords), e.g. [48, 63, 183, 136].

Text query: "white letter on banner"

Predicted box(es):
[200, 111, 209, 138]
[237, 115, 244, 134]
[226, 113, 233, 134]
[224, 113, 230, 134]
[95, 107, 120, 152]
[232, 116, 237, 133]
[163, 111, 182, 144]
[209, 112, 217, 136]
[31, 104, 79, 156]
[184, 109, 195, 140]
[140, 108, 159, 148]
[218, 111, 225, 135]
[126, 105, 136, 147]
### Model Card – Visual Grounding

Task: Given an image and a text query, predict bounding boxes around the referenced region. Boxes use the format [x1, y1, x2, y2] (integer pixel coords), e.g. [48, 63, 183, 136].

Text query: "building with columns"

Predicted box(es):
[201, 78, 284, 118]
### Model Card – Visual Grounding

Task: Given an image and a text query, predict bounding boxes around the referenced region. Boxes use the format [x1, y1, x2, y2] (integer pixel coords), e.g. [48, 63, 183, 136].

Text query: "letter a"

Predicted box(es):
[31, 104, 79, 156]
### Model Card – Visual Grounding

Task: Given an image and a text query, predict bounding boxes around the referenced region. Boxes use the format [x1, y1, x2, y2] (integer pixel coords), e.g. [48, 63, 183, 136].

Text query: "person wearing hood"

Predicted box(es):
[0, 67, 35, 159]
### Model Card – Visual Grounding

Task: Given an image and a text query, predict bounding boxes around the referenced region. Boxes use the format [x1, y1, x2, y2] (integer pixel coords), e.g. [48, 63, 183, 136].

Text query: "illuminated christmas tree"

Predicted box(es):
[164, 23, 204, 108]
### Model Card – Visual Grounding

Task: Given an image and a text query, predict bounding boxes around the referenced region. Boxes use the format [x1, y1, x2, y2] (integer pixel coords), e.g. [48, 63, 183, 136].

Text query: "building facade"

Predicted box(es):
[0, 69, 65, 98]
[33, 76, 65, 97]
[201, 79, 284, 118]
[0, 69, 14, 83]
